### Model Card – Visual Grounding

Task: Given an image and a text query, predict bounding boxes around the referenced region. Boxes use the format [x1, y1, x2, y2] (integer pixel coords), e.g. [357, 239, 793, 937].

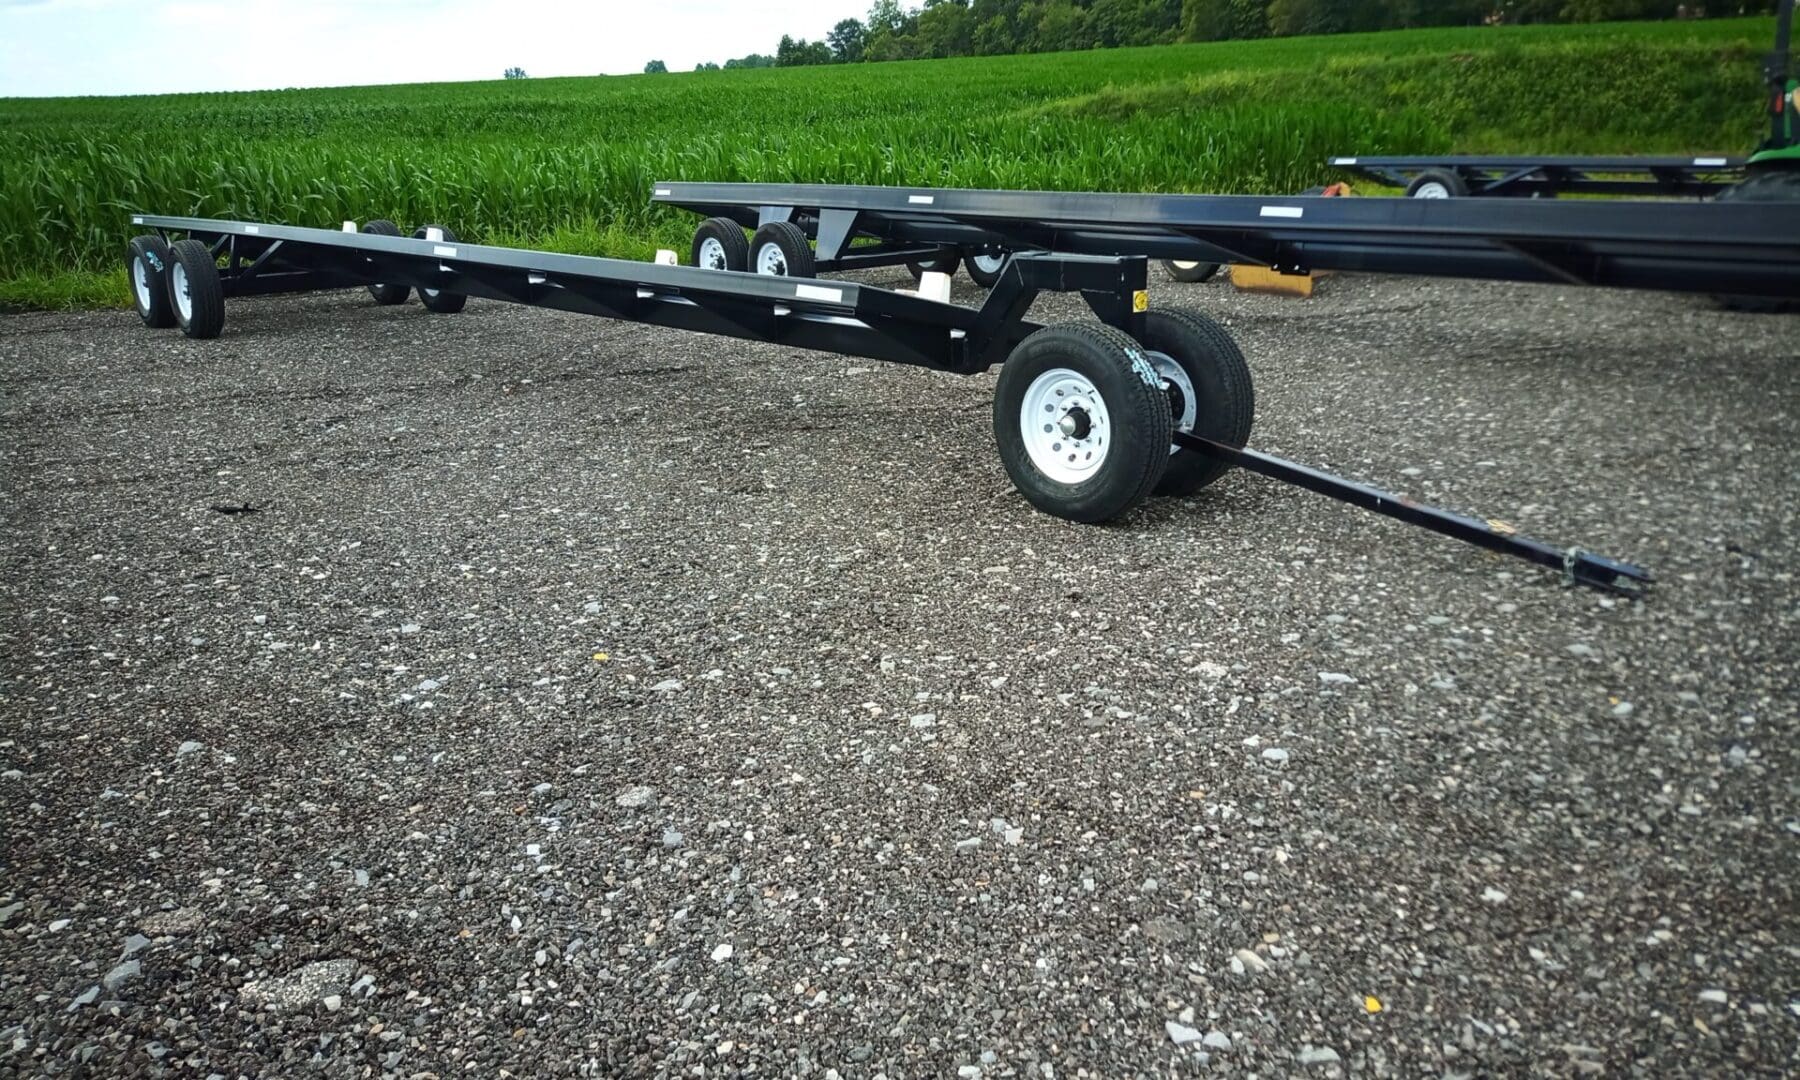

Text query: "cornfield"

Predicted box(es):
[0, 16, 1773, 283]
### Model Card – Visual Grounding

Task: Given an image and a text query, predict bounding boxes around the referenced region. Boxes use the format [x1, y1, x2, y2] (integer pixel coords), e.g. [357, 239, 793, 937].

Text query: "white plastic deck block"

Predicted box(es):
[917, 271, 953, 303]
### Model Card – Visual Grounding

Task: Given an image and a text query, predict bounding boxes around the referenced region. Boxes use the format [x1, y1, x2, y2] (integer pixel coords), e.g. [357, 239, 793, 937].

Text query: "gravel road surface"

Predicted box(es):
[2, 268, 1796, 1078]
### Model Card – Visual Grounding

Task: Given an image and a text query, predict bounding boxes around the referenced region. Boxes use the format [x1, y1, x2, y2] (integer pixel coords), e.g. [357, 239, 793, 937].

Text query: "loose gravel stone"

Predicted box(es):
[239, 959, 358, 1010]
[102, 960, 140, 991]
[140, 908, 202, 936]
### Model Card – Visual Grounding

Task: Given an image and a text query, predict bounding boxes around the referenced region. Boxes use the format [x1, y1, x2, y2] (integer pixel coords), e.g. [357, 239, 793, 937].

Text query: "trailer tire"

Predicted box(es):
[750, 221, 815, 278]
[1712, 170, 1800, 313]
[994, 322, 1173, 523]
[166, 238, 225, 340]
[1406, 169, 1468, 199]
[964, 250, 1010, 288]
[1159, 260, 1220, 284]
[127, 235, 177, 329]
[412, 224, 468, 313]
[692, 217, 750, 272]
[361, 220, 410, 305]
[1136, 307, 1255, 497]
[907, 251, 960, 281]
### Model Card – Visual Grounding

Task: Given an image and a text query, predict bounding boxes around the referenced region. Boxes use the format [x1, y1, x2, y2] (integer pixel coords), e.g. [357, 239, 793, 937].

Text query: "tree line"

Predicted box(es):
[658, 0, 1783, 69]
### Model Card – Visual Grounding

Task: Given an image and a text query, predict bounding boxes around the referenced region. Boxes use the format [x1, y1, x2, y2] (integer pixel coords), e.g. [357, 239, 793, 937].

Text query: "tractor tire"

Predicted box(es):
[906, 251, 960, 281]
[1406, 169, 1468, 199]
[692, 217, 749, 272]
[750, 221, 815, 278]
[166, 238, 225, 339]
[1713, 170, 1800, 313]
[412, 224, 468, 313]
[1160, 260, 1220, 284]
[993, 322, 1172, 523]
[361, 219, 410, 305]
[127, 235, 176, 328]
[1135, 307, 1255, 497]
[964, 250, 1010, 288]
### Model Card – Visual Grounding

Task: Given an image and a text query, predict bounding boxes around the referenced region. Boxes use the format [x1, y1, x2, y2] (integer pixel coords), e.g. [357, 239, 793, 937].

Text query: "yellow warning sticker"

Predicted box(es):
[1132, 290, 1149, 312]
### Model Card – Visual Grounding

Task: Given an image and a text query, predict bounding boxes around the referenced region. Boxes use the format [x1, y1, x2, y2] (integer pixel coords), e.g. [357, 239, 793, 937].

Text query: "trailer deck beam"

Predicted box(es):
[652, 181, 1799, 299]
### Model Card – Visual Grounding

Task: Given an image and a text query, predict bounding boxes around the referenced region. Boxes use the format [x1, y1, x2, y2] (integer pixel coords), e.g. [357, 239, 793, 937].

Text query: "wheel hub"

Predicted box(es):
[1144, 349, 1196, 455]
[699, 236, 727, 270]
[171, 262, 192, 321]
[1414, 182, 1450, 199]
[1020, 368, 1110, 484]
[1057, 408, 1092, 440]
[756, 243, 787, 276]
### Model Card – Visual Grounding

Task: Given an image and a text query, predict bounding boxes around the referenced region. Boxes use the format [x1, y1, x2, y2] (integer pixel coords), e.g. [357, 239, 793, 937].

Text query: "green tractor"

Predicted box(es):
[1718, 0, 1796, 309]
[1748, 0, 1797, 172]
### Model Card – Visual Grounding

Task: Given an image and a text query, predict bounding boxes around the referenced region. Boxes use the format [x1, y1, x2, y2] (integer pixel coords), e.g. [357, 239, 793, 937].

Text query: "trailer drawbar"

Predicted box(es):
[123, 212, 1653, 595]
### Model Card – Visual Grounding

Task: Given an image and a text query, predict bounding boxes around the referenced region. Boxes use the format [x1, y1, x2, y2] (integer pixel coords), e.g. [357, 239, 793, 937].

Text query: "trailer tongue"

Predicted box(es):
[124, 213, 1651, 595]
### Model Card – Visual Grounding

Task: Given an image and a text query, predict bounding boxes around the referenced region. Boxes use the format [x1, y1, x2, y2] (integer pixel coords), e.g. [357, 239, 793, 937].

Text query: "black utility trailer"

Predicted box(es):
[651, 181, 1800, 299]
[1326, 155, 1745, 200]
[123, 213, 1651, 594]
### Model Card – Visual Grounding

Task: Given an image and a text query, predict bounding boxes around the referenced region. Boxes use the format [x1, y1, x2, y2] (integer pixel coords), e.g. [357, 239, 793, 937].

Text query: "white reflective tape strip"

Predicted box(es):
[794, 284, 844, 303]
[1693, 157, 1727, 166]
[1260, 206, 1304, 219]
[1333, 157, 1356, 165]
[907, 194, 934, 205]
[434, 245, 457, 257]
[654, 188, 671, 196]
[245, 225, 260, 234]
[132, 215, 144, 224]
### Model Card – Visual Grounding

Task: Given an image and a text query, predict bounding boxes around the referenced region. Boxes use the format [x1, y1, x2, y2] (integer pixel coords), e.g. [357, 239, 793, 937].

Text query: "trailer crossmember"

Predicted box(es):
[122, 213, 1652, 595]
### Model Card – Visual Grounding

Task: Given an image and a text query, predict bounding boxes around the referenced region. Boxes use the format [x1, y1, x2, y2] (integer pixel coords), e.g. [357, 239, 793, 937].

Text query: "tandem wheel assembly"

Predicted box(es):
[993, 305, 1253, 523]
[126, 232, 223, 338]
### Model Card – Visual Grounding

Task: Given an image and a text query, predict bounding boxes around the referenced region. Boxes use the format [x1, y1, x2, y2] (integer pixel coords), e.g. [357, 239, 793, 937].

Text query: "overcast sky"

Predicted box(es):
[0, 0, 874, 97]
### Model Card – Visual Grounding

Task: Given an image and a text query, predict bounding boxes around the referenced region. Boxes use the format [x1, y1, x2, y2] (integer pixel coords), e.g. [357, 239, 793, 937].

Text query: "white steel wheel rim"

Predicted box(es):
[756, 242, 788, 276]
[699, 236, 728, 270]
[171, 262, 192, 321]
[133, 257, 152, 311]
[971, 252, 1006, 274]
[1170, 260, 1201, 271]
[1145, 350, 1196, 455]
[422, 287, 440, 299]
[1413, 182, 1451, 199]
[1020, 368, 1110, 484]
